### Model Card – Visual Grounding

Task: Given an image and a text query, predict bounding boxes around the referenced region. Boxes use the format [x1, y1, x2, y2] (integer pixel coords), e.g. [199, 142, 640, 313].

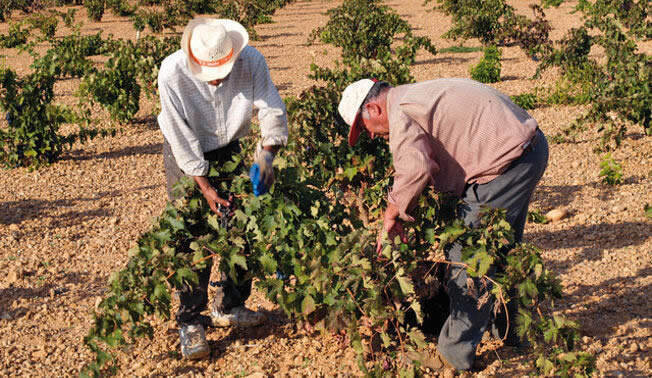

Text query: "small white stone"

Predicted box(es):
[545, 208, 568, 222]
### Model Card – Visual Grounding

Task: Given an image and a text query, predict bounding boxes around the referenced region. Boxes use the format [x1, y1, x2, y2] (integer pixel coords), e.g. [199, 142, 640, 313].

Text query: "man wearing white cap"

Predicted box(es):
[338, 78, 548, 371]
[157, 18, 288, 359]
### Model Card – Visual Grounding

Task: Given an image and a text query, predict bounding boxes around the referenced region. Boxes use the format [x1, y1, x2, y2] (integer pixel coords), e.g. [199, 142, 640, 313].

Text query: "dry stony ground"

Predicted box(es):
[0, 0, 650, 376]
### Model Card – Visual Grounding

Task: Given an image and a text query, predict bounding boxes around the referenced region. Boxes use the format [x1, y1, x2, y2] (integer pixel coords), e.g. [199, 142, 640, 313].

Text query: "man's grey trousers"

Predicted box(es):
[438, 129, 549, 370]
[163, 139, 252, 325]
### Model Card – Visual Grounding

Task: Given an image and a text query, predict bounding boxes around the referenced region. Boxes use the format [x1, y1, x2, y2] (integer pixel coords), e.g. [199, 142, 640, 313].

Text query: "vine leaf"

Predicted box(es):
[301, 295, 316, 316]
[174, 267, 196, 287]
[396, 269, 414, 295]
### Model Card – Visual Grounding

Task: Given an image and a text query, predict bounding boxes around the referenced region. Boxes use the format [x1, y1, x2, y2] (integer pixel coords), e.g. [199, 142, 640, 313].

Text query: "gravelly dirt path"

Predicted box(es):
[0, 0, 650, 376]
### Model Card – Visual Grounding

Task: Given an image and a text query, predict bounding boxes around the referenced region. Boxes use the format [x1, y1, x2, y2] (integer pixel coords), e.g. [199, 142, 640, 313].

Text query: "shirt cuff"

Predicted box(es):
[260, 135, 288, 147]
[180, 160, 209, 177]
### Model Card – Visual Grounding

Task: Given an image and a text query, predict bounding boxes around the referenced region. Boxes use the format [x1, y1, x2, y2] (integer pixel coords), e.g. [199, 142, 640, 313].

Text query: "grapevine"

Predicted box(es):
[82, 1, 595, 376]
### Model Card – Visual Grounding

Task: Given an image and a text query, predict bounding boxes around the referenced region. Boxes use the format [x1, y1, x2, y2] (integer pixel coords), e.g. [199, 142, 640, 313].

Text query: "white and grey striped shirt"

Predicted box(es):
[157, 46, 288, 176]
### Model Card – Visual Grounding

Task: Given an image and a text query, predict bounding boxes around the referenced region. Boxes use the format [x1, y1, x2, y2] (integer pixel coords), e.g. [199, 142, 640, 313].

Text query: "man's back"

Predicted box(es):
[388, 78, 538, 195]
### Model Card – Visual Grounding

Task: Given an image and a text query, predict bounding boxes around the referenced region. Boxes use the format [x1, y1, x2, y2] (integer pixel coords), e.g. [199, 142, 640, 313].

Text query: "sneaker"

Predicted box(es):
[179, 323, 210, 360]
[210, 306, 265, 328]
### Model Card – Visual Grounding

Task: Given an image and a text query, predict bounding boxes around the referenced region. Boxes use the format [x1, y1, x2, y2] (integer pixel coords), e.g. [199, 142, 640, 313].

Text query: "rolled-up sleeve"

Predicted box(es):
[388, 122, 439, 221]
[157, 80, 209, 176]
[251, 50, 288, 147]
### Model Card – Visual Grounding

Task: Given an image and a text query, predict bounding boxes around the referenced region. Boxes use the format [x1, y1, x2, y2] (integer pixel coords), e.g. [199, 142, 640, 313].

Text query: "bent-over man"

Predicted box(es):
[338, 78, 548, 371]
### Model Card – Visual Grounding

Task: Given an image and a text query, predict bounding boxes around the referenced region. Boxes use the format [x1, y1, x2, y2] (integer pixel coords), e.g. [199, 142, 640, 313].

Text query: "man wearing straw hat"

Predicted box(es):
[157, 18, 288, 359]
[338, 78, 548, 371]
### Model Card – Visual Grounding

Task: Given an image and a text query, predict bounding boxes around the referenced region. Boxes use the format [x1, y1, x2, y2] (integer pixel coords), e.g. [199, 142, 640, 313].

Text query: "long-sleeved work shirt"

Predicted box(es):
[387, 78, 538, 221]
[157, 46, 288, 176]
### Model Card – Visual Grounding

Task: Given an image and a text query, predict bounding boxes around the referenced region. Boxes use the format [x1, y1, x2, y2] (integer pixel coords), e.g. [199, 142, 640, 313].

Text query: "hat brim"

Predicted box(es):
[348, 112, 365, 147]
[181, 18, 249, 82]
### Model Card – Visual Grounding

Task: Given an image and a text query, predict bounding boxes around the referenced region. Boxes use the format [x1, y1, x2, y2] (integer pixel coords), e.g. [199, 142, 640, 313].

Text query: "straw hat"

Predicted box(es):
[181, 18, 249, 81]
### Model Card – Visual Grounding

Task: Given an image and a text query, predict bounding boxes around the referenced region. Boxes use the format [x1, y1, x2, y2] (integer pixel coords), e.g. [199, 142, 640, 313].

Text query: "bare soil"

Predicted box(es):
[0, 0, 650, 376]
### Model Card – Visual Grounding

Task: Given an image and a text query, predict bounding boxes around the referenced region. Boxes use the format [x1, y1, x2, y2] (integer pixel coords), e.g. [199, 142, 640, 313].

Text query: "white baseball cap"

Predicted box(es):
[181, 18, 249, 81]
[338, 78, 377, 146]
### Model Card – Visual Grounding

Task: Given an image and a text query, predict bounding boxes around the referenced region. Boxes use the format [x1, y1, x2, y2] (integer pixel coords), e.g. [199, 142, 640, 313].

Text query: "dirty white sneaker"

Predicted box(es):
[179, 323, 210, 360]
[210, 306, 266, 327]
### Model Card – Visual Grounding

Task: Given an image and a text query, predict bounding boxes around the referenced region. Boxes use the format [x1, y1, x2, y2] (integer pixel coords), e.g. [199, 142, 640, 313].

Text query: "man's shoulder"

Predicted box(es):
[159, 50, 186, 80]
[395, 79, 469, 106]
[237, 46, 269, 67]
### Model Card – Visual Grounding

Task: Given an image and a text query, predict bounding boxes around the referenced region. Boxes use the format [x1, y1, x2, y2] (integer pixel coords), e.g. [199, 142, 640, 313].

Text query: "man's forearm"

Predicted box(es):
[193, 175, 213, 191]
[384, 202, 401, 224]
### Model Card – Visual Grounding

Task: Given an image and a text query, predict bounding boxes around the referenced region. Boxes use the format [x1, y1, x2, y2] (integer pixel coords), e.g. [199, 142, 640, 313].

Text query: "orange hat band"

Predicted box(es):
[189, 39, 234, 68]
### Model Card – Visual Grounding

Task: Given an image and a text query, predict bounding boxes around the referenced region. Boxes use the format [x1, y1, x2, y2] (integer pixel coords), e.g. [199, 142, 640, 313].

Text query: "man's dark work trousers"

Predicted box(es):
[163, 139, 253, 325]
[438, 129, 549, 370]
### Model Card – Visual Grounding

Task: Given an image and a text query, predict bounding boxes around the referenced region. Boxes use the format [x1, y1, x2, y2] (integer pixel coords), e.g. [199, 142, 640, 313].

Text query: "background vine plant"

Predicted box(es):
[535, 0, 650, 151]
[0, 68, 114, 169]
[469, 45, 502, 83]
[0, 21, 29, 48]
[425, 0, 552, 58]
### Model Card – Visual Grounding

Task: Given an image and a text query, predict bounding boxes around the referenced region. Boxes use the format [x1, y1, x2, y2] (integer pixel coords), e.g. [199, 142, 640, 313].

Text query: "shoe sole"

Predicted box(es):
[183, 347, 210, 360]
[211, 318, 264, 328]
[211, 317, 233, 328]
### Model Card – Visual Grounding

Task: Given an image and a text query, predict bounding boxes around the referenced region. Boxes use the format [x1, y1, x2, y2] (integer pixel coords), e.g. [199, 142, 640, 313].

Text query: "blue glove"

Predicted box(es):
[249, 149, 275, 196]
[275, 270, 288, 280]
[249, 164, 266, 196]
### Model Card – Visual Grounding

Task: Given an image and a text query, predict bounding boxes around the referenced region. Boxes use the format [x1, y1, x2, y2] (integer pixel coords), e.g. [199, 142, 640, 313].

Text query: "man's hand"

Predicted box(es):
[193, 176, 231, 215]
[376, 203, 408, 255]
[250, 145, 279, 196]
